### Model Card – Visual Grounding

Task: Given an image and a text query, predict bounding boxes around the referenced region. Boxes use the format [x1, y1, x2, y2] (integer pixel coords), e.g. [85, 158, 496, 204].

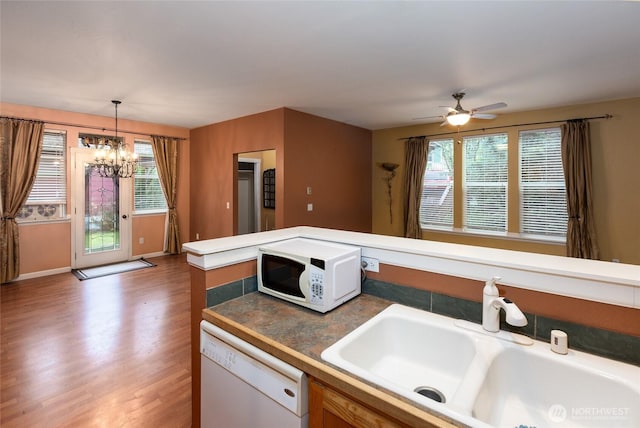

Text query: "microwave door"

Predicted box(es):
[262, 254, 305, 298]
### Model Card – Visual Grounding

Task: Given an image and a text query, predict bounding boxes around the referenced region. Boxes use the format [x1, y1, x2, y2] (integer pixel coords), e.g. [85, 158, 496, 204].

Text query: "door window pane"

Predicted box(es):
[84, 166, 120, 253]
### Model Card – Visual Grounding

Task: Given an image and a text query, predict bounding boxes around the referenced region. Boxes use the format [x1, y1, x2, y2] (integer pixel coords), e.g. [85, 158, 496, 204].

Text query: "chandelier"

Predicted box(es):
[92, 100, 138, 178]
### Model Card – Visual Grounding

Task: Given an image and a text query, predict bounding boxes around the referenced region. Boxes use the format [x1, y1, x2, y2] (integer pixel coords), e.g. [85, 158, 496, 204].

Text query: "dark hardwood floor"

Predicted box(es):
[1, 255, 192, 427]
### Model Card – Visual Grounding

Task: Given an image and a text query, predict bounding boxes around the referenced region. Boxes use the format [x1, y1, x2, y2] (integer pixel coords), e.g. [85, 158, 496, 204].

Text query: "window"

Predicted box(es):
[420, 139, 454, 228]
[17, 130, 66, 222]
[519, 128, 567, 238]
[463, 134, 508, 232]
[134, 141, 167, 213]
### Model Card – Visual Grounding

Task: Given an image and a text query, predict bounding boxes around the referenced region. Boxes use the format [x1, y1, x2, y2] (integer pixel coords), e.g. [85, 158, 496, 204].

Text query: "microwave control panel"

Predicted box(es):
[309, 266, 324, 304]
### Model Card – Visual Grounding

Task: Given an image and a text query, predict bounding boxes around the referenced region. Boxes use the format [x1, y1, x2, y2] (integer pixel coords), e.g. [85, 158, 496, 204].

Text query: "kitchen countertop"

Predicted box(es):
[202, 292, 464, 428]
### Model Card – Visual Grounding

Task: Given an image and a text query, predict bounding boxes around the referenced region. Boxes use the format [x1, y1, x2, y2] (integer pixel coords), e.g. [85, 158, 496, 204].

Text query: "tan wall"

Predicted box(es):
[18, 222, 71, 273]
[260, 149, 277, 231]
[189, 108, 372, 239]
[372, 97, 640, 265]
[1, 102, 190, 275]
[131, 214, 166, 256]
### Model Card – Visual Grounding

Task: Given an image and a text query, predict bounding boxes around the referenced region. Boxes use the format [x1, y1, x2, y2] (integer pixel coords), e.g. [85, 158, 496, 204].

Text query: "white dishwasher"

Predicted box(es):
[200, 320, 309, 428]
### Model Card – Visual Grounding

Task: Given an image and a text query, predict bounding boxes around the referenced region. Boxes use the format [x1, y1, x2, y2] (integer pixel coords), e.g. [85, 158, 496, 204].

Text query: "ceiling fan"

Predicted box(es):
[416, 92, 507, 127]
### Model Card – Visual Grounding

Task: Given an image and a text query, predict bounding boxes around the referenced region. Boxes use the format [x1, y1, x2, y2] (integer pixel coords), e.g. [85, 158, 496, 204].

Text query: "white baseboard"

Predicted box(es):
[12, 252, 170, 283]
[15, 267, 71, 281]
[136, 251, 167, 260]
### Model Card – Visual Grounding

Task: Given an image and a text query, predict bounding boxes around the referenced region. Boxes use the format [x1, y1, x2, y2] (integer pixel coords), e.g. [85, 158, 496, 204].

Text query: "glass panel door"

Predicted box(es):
[72, 149, 130, 268]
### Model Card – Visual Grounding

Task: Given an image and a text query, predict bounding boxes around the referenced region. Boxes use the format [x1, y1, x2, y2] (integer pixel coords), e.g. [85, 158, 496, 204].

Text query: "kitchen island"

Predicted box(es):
[202, 291, 463, 428]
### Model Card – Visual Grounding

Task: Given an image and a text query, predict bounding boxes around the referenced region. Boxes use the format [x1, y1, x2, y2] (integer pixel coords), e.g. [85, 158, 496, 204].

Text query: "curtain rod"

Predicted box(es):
[0, 114, 187, 141]
[398, 114, 613, 140]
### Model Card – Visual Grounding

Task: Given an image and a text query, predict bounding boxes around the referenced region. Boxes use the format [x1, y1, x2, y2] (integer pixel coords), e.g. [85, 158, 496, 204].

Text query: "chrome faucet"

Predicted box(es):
[482, 276, 528, 333]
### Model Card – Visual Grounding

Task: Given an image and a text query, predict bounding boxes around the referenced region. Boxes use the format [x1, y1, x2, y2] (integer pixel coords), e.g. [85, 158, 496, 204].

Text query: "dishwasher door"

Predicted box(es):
[200, 321, 308, 428]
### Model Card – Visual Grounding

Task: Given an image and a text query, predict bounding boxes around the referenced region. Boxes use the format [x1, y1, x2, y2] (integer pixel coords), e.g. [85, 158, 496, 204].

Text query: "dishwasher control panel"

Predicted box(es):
[202, 335, 237, 370]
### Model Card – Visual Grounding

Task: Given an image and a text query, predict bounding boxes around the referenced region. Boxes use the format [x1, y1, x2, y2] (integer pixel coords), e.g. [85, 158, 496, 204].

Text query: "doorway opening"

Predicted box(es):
[237, 159, 260, 235]
[236, 150, 276, 235]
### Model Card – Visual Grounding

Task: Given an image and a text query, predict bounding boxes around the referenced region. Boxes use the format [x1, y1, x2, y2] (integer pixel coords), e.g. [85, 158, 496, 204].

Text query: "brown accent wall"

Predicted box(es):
[189, 108, 372, 240]
[369, 264, 639, 337]
[372, 97, 640, 265]
[189, 109, 285, 240]
[1, 102, 190, 276]
[283, 109, 372, 232]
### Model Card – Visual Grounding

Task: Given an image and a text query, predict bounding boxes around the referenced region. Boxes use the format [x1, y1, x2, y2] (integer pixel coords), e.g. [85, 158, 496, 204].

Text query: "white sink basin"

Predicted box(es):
[321, 304, 487, 421]
[322, 303, 640, 428]
[473, 346, 640, 428]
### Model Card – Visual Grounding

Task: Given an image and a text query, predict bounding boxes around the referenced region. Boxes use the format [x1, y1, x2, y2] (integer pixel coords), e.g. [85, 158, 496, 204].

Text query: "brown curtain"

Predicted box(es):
[1, 118, 44, 283]
[561, 120, 599, 259]
[403, 137, 429, 238]
[150, 136, 181, 254]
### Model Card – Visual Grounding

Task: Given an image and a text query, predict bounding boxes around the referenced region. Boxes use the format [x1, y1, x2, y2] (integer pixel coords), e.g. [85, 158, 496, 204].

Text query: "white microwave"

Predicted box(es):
[257, 238, 361, 313]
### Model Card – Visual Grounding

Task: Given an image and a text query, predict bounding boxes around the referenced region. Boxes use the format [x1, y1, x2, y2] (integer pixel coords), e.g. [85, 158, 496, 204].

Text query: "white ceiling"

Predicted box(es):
[2, 1, 639, 130]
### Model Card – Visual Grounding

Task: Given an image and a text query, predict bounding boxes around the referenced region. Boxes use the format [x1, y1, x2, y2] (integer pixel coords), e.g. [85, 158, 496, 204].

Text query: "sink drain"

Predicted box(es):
[414, 386, 446, 403]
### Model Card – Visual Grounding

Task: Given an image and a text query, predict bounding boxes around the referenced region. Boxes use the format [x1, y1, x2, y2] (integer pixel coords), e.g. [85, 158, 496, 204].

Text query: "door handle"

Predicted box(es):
[122, 214, 128, 219]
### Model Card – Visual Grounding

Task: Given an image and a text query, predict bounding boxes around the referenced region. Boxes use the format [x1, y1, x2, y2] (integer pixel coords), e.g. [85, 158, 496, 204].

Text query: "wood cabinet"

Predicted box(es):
[309, 378, 409, 428]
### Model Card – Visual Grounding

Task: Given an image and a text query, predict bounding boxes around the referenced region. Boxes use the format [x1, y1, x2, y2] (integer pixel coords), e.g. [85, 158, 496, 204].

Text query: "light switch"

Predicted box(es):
[307, 203, 313, 212]
[306, 186, 312, 195]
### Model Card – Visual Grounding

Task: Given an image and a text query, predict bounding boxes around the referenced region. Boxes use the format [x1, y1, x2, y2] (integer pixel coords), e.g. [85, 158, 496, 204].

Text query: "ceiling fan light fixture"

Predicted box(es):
[446, 112, 471, 126]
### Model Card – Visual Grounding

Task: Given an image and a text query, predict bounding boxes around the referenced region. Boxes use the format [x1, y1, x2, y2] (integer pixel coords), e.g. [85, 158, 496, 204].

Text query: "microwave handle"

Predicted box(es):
[299, 269, 309, 296]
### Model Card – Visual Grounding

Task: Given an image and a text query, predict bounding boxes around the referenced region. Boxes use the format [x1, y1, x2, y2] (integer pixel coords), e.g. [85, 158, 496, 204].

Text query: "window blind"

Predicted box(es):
[519, 128, 567, 237]
[463, 134, 508, 232]
[420, 139, 454, 228]
[26, 130, 66, 204]
[134, 141, 167, 212]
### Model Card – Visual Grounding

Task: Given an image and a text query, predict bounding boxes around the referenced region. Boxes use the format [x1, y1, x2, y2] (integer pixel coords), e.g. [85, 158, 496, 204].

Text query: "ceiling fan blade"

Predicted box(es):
[440, 120, 449, 127]
[473, 102, 507, 112]
[412, 115, 443, 121]
[471, 113, 497, 119]
[438, 105, 458, 113]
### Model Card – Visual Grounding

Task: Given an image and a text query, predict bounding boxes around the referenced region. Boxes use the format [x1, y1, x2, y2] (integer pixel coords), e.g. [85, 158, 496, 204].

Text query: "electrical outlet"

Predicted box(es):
[196, 233, 200, 240]
[361, 256, 379, 272]
[139, 237, 144, 244]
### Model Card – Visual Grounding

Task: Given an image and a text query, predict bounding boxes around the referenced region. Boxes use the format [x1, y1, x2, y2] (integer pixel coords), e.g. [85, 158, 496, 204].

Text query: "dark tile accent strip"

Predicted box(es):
[431, 293, 482, 324]
[363, 279, 431, 312]
[206, 275, 258, 307]
[243, 275, 258, 294]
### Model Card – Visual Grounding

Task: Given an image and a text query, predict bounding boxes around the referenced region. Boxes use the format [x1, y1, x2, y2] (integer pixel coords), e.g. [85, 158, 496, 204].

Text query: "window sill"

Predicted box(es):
[16, 216, 71, 225]
[133, 210, 167, 217]
[421, 226, 566, 246]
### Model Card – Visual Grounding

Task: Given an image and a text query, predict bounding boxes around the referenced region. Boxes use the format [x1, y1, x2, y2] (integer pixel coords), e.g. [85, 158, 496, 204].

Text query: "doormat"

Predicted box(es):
[72, 258, 156, 281]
